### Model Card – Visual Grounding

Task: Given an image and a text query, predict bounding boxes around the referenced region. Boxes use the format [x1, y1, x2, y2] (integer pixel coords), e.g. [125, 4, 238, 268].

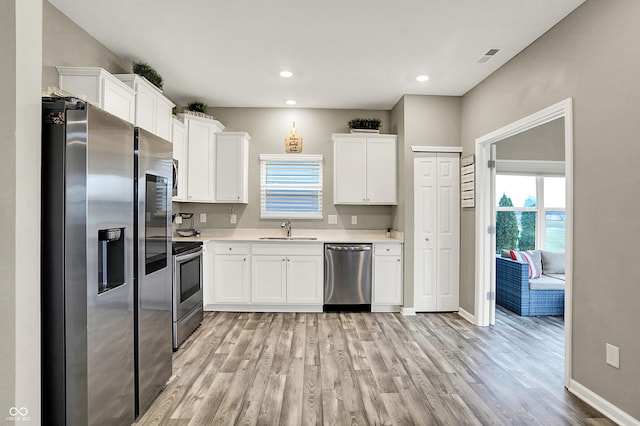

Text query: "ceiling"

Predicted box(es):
[48, 0, 585, 110]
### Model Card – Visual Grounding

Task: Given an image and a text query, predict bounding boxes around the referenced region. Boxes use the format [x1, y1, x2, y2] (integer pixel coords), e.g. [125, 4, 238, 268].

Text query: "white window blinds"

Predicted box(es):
[260, 154, 323, 219]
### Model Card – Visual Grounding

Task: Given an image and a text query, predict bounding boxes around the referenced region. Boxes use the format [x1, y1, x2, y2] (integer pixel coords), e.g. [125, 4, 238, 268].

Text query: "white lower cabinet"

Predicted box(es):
[251, 244, 323, 307]
[373, 243, 403, 310]
[213, 243, 250, 304]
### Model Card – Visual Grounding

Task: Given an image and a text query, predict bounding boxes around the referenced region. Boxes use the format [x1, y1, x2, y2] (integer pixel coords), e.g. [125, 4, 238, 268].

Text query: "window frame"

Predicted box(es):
[496, 173, 565, 250]
[259, 154, 324, 220]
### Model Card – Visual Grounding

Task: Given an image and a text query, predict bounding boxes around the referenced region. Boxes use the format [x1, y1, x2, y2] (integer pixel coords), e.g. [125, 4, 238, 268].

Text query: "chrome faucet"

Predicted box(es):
[281, 219, 292, 237]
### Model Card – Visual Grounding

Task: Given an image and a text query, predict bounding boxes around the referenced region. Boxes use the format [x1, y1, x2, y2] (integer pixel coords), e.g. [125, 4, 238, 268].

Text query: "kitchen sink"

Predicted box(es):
[258, 236, 318, 240]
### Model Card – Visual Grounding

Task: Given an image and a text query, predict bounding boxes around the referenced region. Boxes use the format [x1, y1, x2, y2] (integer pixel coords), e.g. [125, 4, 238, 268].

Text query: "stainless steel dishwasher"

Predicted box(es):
[324, 243, 372, 311]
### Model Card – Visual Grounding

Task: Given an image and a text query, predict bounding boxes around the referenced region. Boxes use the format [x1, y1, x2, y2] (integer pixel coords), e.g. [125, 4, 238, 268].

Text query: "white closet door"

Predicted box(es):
[436, 154, 460, 311]
[414, 154, 437, 311]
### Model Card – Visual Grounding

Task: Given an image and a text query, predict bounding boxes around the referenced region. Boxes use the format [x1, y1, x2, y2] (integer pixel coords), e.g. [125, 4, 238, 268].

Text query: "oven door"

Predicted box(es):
[173, 247, 203, 321]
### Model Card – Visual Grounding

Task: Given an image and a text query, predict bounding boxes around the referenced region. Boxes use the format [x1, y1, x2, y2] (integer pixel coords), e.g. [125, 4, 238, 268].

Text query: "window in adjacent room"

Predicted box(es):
[259, 154, 323, 219]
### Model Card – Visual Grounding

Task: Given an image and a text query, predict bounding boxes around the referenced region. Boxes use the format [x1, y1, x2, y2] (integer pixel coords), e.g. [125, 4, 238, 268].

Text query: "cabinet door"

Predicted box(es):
[374, 255, 403, 304]
[251, 255, 287, 304]
[334, 137, 366, 204]
[102, 77, 135, 123]
[214, 254, 250, 303]
[366, 136, 397, 204]
[135, 82, 156, 133]
[155, 98, 174, 141]
[286, 255, 323, 304]
[186, 119, 215, 201]
[435, 154, 460, 311]
[171, 119, 187, 201]
[413, 154, 438, 311]
[215, 134, 243, 202]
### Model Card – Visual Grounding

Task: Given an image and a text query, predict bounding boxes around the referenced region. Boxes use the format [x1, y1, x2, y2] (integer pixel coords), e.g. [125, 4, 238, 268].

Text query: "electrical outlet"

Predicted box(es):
[230, 213, 237, 224]
[351, 215, 357, 225]
[328, 215, 338, 225]
[200, 213, 206, 223]
[606, 343, 620, 368]
[175, 216, 183, 224]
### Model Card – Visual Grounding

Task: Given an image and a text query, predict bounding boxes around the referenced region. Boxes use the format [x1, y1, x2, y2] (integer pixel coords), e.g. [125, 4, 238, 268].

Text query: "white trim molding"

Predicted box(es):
[568, 380, 640, 426]
[457, 307, 476, 325]
[474, 98, 574, 389]
[495, 159, 565, 175]
[400, 307, 416, 316]
[411, 145, 463, 153]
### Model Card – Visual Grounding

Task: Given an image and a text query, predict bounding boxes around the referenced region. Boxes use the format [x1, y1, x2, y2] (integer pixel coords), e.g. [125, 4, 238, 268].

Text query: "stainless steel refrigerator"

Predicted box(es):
[133, 127, 173, 418]
[41, 97, 136, 425]
[41, 98, 173, 424]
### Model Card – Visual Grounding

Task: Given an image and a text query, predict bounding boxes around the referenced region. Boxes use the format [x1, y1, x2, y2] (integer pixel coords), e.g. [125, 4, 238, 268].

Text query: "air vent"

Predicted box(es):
[476, 48, 501, 64]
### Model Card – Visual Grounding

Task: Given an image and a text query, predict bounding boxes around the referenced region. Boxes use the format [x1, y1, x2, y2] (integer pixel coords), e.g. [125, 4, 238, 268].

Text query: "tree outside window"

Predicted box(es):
[496, 193, 518, 252]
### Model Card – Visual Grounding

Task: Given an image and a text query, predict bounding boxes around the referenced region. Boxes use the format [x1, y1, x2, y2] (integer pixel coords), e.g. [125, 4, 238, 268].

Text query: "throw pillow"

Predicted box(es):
[510, 250, 543, 279]
[540, 251, 565, 274]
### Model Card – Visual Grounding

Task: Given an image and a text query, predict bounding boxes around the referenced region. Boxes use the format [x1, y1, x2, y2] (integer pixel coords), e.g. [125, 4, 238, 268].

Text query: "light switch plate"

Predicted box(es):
[606, 343, 620, 368]
[328, 215, 338, 225]
[200, 213, 206, 223]
[175, 216, 183, 224]
[230, 213, 237, 224]
[351, 215, 357, 225]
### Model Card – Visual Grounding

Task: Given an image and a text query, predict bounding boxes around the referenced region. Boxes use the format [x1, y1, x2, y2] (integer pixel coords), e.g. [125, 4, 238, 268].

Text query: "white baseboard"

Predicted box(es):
[457, 307, 476, 325]
[401, 307, 416, 316]
[568, 379, 639, 426]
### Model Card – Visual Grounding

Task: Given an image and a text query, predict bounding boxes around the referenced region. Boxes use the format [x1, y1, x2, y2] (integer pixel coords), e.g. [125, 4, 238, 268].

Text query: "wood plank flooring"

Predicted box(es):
[135, 308, 613, 425]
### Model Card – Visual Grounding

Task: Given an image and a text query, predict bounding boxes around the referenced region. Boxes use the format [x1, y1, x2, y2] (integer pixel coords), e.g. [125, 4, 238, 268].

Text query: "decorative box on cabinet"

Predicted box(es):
[333, 133, 397, 205]
[171, 117, 187, 201]
[373, 243, 403, 311]
[215, 132, 250, 204]
[115, 74, 175, 140]
[57, 66, 135, 123]
[177, 113, 225, 203]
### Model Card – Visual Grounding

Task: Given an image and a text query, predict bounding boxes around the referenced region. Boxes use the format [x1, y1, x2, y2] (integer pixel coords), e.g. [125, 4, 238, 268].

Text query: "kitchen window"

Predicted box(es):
[259, 154, 323, 219]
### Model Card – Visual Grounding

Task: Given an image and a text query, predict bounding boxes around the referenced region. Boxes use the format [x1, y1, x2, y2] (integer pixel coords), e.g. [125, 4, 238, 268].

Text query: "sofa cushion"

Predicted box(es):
[510, 250, 542, 279]
[529, 275, 565, 291]
[541, 251, 565, 274]
[544, 273, 565, 281]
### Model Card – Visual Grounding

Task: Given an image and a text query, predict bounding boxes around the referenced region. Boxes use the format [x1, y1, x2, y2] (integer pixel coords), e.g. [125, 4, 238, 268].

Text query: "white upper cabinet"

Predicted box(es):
[57, 66, 135, 123]
[215, 132, 250, 204]
[333, 133, 397, 205]
[177, 113, 225, 203]
[171, 117, 187, 201]
[114, 74, 175, 140]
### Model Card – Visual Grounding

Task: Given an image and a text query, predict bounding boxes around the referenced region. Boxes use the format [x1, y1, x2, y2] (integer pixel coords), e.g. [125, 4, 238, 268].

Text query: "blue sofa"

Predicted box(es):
[496, 255, 565, 316]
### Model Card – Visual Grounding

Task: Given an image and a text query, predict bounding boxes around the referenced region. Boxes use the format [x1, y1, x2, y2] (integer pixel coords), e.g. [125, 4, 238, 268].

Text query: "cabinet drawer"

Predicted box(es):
[251, 243, 322, 256]
[214, 243, 250, 255]
[374, 244, 402, 256]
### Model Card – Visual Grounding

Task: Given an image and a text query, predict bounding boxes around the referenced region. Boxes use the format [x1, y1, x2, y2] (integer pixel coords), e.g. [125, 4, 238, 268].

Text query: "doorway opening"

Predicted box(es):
[474, 98, 573, 387]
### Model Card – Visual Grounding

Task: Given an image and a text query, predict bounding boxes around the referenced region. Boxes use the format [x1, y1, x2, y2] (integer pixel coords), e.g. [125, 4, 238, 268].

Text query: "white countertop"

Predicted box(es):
[173, 228, 404, 243]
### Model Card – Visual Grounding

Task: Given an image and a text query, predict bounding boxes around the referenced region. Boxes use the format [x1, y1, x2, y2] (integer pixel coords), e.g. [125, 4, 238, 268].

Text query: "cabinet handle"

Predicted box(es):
[386, 248, 390, 252]
[237, 196, 240, 200]
[397, 258, 401, 262]
[282, 258, 286, 262]
[243, 258, 246, 261]
[287, 258, 290, 262]
[229, 247, 232, 251]
[425, 237, 430, 242]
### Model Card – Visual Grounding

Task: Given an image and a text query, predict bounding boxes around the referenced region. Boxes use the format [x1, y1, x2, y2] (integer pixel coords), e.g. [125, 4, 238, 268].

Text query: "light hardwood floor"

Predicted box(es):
[136, 308, 612, 425]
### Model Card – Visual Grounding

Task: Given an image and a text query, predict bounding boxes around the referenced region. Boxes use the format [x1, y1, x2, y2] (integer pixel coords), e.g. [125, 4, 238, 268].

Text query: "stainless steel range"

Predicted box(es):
[172, 241, 204, 350]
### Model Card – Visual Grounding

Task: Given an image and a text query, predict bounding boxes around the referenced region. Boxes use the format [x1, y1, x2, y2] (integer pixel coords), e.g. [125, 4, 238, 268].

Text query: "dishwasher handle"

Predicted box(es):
[326, 244, 372, 252]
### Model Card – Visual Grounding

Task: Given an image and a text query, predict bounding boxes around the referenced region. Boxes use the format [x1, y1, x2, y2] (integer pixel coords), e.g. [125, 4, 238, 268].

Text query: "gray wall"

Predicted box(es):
[391, 95, 462, 308]
[42, 1, 130, 89]
[460, 0, 640, 418]
[496, 117, 565, 161]
[1, 0, 42, 422]
[175, 108, 394, 231]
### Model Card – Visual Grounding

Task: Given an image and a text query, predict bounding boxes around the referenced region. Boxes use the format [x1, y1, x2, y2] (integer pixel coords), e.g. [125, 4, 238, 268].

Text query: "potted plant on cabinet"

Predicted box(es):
[348, 118, 382, 134]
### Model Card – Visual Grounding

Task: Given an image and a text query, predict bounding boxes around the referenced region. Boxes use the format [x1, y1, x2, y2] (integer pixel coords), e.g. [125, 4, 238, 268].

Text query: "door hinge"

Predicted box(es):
[487, 160, 496, 169]
[486, 291, 496, 301]
[487, 225, 496, 235]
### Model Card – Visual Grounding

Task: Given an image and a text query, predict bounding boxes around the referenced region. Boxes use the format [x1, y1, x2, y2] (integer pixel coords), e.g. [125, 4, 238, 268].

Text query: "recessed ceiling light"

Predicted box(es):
[280, 70, 293, 78]
[416, 75, 430, 82]
[285, 99, 297, 105]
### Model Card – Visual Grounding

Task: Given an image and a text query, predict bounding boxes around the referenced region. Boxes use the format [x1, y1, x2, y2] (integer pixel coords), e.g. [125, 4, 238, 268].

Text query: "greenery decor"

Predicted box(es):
[348, 118, 382, 130]
[132, 62, 163, 89]
[187, 101, 208, 114]
[496, 193, 518, 252]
